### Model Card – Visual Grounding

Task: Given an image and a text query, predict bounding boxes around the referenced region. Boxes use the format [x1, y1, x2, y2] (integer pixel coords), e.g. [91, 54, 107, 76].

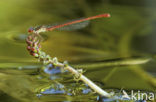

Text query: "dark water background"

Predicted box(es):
[0, 0, 156, 101]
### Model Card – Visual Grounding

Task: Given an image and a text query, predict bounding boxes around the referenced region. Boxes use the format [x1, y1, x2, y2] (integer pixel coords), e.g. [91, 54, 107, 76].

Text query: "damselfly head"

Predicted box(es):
[28, 27, 34, 33]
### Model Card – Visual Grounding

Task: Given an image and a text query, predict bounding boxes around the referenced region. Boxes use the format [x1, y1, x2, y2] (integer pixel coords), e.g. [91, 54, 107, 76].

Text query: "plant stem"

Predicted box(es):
[56, 62, 111, 97]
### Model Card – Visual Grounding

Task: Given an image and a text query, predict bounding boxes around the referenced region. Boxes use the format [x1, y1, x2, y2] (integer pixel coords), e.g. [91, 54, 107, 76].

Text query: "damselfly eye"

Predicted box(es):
[28, 27, 34, 33]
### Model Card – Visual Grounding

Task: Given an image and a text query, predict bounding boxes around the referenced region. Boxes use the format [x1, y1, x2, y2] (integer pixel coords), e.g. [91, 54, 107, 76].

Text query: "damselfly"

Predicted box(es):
[28, 13, 110, 34]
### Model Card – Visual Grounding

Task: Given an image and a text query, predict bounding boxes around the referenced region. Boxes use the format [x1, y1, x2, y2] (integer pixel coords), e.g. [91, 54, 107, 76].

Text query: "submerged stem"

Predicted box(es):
[57, 62, 111, 97]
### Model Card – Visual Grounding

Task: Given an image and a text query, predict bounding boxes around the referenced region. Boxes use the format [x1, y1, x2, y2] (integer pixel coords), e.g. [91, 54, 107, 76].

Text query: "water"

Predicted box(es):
[0, 0, 156, 102]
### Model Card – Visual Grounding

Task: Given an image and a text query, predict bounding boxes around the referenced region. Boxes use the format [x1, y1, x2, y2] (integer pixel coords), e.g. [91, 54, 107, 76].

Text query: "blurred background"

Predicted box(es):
[0, 0, 156, 102]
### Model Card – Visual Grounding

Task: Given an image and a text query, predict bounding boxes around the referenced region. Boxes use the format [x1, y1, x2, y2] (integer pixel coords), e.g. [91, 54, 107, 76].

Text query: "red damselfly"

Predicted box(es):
[28, 13, 110, 34]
